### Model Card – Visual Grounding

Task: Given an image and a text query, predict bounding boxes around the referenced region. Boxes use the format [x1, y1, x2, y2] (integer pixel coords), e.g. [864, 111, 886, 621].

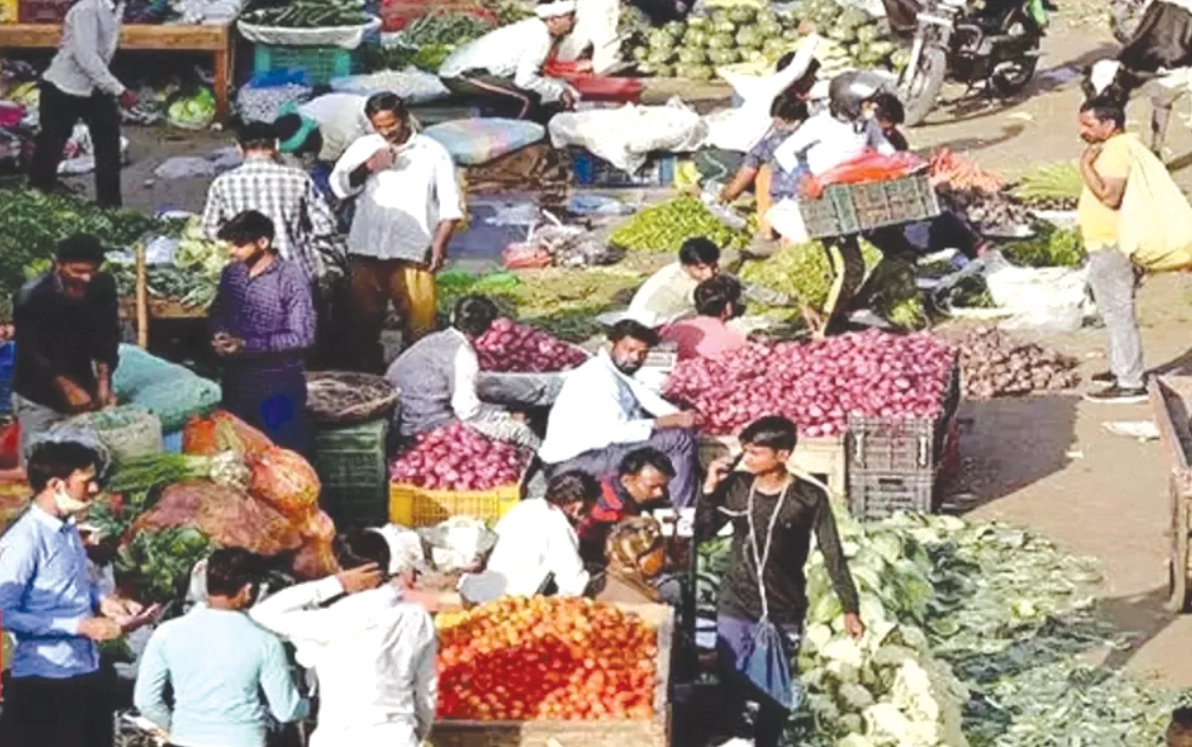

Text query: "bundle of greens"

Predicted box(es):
[1002, 224, 1084, 268]
[105, 452, 250, 495]
[114, 527, 213, 604]
[1011, 162, 1083, 211]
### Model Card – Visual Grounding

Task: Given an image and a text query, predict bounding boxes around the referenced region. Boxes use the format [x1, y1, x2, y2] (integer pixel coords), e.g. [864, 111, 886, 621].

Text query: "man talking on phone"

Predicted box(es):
[330, 92, 463, 372]
[0, 440, 148, 747]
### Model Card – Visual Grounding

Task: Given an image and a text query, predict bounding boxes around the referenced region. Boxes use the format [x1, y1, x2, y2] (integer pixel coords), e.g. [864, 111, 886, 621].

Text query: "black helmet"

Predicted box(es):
[828, 70, 899, 121]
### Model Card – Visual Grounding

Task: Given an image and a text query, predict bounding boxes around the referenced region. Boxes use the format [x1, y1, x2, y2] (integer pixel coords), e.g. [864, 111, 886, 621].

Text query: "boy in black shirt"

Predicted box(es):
[696, 415, 862, 747]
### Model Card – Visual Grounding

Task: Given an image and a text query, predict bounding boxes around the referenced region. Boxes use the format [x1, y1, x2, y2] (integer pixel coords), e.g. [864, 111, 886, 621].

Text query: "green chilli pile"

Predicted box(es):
[608, 197, 752, 253]
[697, 510, 1186, 746]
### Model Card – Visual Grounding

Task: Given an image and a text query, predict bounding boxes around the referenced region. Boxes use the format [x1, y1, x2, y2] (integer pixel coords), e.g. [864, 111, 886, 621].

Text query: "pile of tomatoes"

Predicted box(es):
[436, 597, 659, 721]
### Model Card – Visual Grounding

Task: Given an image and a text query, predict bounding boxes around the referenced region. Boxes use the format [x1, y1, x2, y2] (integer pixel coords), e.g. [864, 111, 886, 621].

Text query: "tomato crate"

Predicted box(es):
[430, 602, 674, 747]
[800, 173, 940, 238]
[252, 44, 356, 87]
[312, 418, 389, 529]
[389, 479, 522, 528]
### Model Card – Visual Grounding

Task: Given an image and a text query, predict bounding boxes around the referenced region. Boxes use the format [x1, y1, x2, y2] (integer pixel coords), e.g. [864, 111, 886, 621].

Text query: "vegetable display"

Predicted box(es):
[105, 451, 250, 495]
[389, 423, 531, 491]
[664, 330, 955, 437]
[109, 218, 224, 309]
[1011, 161, 1083, 211]
[928, 149, 1003, 194]
[436, 596, 658, 721]
[946, 326, 1081, 398]
[240, 0, 371, 27]
[115, 526, 213, 604]
[401, 11, 492, 47]
[628, 3, 906, 79]
[1002, 223, 1084, 268]
[474, 318, 589, 373]
[608, 196, 752, 253]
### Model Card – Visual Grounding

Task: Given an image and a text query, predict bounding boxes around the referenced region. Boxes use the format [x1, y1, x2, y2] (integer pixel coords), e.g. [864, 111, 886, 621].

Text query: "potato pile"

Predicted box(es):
[953, 327, 1081, 398]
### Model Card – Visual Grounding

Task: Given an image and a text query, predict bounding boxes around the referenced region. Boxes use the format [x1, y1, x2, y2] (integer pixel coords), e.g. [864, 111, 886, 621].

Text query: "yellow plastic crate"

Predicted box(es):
[389, 481, 521, 527]
[0, 0, 15, 23]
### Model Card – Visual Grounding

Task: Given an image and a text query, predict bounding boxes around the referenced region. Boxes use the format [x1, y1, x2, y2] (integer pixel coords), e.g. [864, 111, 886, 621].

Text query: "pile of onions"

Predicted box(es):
[474, 318, 588, 373]
[390, 423, 531, 491]
[663, 330, 956, 437]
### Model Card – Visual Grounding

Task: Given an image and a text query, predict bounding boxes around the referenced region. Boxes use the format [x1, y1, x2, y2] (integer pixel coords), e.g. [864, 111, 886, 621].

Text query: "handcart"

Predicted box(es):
[798, 171, 941, 335]
[1147, 374, 1192, 612]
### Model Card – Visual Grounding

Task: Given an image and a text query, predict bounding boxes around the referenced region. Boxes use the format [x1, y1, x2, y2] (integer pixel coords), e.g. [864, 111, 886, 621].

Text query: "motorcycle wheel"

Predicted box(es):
[990, 55, 1039, 96]
[1111, 0, 1147, 44]
[901, 46, 947, 127]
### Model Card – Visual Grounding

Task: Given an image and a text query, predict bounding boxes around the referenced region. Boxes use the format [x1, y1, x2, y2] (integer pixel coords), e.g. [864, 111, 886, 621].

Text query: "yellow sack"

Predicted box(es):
[1119, 134, 1192, 272]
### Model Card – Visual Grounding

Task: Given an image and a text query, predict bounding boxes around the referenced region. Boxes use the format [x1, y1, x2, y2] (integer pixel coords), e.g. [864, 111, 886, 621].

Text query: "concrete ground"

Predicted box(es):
[50, 0, 1192, 689]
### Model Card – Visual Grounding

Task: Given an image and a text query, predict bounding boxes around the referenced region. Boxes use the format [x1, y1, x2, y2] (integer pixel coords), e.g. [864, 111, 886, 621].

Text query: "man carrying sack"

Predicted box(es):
[1077, 98, 1192, 403]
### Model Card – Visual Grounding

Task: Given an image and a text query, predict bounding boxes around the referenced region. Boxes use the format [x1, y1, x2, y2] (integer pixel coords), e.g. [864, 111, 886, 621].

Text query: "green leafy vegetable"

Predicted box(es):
[115, 527, 213, 604]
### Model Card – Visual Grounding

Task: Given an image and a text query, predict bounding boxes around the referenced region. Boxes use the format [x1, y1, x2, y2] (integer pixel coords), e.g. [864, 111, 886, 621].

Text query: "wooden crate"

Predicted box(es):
[429, 603, 674, 747]
[698, 433, 847, 499]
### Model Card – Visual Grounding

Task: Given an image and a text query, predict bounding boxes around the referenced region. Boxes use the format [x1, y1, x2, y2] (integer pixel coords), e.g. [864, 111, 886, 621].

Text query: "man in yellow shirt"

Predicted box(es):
[1077, 99, 1145, 403]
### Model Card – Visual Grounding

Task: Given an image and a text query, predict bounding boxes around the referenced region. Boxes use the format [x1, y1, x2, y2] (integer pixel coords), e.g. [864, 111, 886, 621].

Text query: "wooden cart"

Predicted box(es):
[1147, 374, 1192, 612]
[429, 603, 674, 746]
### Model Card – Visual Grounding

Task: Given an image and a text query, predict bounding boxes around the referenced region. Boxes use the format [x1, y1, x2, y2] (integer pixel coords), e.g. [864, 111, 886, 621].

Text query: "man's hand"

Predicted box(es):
[118, 90, 139, 110]
[96, 387, 117, 410]
[57, 376, 94, 413]
[428, 243, 447, 273]
[337, 563, 384, 594]
[656, 410, 699, 430]
[1081, 143, 1104, 168]
[843, 612, 865, 640]
[78, 616, 122, 642]
[366, 147, 395, 173]
[100, 596, 144, 623]
[703, 455, 735, 494]
[212, 333, 245, 357]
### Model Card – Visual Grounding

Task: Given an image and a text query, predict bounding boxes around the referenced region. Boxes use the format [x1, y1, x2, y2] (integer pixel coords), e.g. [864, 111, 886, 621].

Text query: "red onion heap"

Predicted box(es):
[389, 423, 531, 491]
[663, 330, 956, 437]
[474, 318, 589, 373]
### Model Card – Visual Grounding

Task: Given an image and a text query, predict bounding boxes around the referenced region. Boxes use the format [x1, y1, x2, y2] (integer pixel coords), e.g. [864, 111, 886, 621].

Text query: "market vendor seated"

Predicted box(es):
[12, 234, 120, 463]
[577, 447, 675, 563]
[717, 93, 810, 213]
[591, 516, 666, 605]
[438, 0, 581, 123]
[458, 470, 597, 604]
[661, 275, 749, 362]
[539, 319, 701, 508]
[627, 237, 793, 329]
[386, 294, 545, 449]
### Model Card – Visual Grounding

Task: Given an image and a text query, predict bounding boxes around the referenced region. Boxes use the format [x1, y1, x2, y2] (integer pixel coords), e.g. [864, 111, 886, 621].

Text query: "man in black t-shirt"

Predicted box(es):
[12, 234, 120, 462]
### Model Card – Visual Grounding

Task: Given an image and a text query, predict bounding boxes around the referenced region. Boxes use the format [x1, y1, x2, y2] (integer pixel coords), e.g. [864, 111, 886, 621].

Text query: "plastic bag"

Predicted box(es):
[743, 620, 795, 708]
[548, 100, 708, 173]
[1118, 134, 1192, 272]
[980, 251, 1091, 332]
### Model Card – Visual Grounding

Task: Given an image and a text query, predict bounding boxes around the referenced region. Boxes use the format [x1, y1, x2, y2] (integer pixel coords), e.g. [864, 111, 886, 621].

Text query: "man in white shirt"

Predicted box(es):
[458, 470, 598, 603]
[385, 295, 555, 448]
[772, 73, 895, 177]
[539, 319, 701, 508]
[331, 92, 463, 371]
[556, 0, 621, 74]
[438, 0, 580, 122]
[29, 0, 138, 207]
[249, 530, 438, 747]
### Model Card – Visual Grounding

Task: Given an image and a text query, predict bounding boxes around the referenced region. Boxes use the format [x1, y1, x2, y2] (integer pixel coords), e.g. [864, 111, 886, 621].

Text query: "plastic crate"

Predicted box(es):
[846, 364, 961, 474]
[312, 418, 389, 528]
[252, 44, 356, 88]
[800, 174, 941, 238]
[570, 148, 677, 188]
[849, 470, 938, 521]
[0, 342, 13, 415]
[389, 480, 521, 528]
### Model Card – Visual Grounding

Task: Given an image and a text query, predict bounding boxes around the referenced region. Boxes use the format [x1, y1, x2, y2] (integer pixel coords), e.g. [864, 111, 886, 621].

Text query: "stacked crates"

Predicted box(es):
[312, 418, 389, 529]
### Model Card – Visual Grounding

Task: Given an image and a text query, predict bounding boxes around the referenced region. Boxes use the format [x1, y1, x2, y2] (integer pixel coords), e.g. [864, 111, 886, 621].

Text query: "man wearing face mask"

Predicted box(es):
[539, 319, 701, 508]
[134, 547, 310, 747]
[331, 92, 463, 370]
[0, 440, 146, 747]
[12, 235, 120, 463]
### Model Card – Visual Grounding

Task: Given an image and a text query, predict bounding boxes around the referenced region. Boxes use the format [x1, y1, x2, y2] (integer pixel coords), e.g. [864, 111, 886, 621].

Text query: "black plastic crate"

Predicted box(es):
[312, 418, 389, 529]
[849, 470, 938, 520]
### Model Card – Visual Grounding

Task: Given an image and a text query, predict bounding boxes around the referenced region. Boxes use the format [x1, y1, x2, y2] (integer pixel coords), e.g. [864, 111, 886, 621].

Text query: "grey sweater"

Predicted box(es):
[385, 329, 468, 438]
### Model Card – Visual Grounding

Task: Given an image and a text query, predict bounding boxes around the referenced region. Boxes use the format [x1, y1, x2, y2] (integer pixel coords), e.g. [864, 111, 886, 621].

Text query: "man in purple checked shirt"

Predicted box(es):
[211, 210, 316, 454]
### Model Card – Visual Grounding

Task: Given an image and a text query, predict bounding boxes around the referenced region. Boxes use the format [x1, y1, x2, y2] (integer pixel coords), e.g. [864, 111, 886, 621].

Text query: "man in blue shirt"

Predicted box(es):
[0, 439, 144, 747]
[134, 547, 310, 747]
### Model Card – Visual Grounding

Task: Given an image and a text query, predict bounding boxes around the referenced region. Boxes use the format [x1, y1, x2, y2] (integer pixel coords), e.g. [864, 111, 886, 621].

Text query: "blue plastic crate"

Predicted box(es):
[0, 342, 14, 414]
[570, 148, 676, 187]
[252, 44, 356, 87]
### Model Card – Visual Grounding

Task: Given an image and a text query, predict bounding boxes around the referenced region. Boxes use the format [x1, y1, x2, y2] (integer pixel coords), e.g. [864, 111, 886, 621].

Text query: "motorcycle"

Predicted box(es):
[883, 0, 1049, 126]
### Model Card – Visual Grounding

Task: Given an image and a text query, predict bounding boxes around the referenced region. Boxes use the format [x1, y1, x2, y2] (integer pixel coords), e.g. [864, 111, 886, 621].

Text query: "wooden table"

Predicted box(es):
[0, 22, 235, 121]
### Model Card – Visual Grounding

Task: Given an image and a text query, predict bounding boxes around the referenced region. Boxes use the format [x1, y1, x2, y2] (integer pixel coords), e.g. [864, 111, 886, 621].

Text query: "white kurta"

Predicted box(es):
[556, 0, 621, 74]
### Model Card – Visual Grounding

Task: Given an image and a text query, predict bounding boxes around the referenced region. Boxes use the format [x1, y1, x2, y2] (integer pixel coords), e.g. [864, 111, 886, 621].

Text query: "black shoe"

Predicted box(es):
[1083, 385, 1147, 403]
[1091, 371, 1116, 384]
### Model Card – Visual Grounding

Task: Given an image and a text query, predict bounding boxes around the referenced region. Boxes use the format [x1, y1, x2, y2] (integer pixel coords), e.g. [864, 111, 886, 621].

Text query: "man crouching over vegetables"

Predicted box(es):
[697, 415, 862, 747]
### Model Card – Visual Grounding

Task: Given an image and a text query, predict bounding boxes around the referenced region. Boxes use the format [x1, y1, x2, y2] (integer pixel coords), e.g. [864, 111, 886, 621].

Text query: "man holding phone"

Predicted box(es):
[331, 92, 463, 371]
[0, 440, 148, 747]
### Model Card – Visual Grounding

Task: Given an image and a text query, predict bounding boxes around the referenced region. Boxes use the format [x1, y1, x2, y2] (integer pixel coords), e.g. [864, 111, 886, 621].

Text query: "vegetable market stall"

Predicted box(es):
[0, 23, 237, 121]
[1147, 374, 1192, 613]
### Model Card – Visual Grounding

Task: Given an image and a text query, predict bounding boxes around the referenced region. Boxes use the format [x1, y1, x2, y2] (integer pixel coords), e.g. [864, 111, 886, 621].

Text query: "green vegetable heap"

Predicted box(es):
[608, 196, 752, 254]
[115, 527, 213, 605]
[698, 509, 1187, 745]
[241, 0, 371, 28]
[1003, 223, 1084, 268]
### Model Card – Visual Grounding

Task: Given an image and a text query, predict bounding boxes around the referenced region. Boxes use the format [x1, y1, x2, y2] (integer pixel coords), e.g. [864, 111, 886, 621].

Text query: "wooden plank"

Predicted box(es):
[0, 22, 227, 49]
[430, 603, 673, 747]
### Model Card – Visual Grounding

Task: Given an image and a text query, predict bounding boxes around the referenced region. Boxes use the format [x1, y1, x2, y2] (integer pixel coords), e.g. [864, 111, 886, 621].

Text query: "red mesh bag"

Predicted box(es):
[249, 447, 321, 519]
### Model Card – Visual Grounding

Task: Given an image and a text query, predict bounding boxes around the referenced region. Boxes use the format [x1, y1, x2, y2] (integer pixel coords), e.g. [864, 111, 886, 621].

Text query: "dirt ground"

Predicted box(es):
[50, 0, 1192, 689]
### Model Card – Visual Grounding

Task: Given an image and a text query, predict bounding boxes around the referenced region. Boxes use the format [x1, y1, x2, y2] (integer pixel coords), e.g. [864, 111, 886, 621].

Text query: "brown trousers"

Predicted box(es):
[347, 257, 437, 373]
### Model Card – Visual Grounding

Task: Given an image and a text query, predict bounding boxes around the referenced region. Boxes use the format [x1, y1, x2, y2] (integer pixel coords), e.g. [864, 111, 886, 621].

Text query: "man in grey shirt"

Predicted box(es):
[28, 0, 137, 207]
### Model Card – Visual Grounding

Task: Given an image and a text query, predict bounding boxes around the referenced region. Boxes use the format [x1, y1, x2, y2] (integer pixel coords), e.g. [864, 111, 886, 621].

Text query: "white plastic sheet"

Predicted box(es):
[548, 99, 708, 173]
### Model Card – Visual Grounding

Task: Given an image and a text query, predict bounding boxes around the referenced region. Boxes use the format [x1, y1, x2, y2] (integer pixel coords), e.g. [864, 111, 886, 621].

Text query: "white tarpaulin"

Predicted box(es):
[549, 99, 708, 172]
